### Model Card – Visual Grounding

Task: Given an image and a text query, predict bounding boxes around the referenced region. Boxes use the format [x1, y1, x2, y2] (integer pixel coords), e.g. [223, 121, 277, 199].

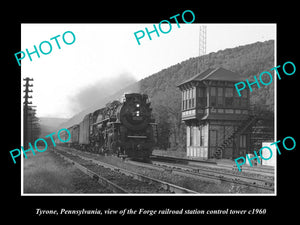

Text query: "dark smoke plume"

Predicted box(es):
[70, 72, 137, 114]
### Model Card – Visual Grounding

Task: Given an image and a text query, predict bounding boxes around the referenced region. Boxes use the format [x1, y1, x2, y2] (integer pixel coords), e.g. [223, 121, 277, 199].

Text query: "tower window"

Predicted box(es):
[210, 87, 216, 107]
[217, 87, 223, 107]
[225, 87, 234, 107]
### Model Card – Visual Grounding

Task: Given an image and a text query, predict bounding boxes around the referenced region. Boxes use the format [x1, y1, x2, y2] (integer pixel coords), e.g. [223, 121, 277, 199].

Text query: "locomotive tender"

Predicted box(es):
[67, 93, 157, 159]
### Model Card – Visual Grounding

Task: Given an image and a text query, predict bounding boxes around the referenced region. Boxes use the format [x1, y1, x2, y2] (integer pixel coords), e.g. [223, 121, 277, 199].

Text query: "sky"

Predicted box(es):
[21, 23, 276, 118]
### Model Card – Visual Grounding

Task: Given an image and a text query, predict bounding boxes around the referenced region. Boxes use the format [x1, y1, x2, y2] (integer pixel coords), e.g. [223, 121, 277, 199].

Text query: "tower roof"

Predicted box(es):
[177, 67, 243, 87]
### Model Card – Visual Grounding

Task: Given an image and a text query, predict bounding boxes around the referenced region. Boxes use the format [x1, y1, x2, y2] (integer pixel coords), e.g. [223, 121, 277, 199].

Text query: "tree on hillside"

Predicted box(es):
[150, 86, 186, 151]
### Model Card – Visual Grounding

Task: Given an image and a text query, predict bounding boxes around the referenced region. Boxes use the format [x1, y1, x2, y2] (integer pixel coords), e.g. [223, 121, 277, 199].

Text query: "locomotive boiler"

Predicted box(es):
[68, 93, 157, 160]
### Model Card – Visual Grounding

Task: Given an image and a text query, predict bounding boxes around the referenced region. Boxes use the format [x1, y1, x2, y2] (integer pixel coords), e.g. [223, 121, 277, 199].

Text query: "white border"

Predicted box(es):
[21, 23, 277, 196]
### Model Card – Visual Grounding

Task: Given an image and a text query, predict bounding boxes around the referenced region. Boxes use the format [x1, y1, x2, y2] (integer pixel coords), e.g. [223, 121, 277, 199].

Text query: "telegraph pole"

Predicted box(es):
[23, 77, 33, 149]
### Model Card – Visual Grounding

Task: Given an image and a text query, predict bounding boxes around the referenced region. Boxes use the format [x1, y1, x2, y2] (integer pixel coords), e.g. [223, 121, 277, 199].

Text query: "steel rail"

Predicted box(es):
[75, 154, 199, 194]
[126, 159, 274, 191]
[56, 148, 199, 194]
[54, 150, 128, 193]
[151, 154, 274, 175]
[151, 160, 274, 191]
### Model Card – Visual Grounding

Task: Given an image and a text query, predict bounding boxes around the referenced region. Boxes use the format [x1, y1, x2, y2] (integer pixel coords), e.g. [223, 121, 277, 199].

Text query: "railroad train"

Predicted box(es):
[61, 93, 157, 160]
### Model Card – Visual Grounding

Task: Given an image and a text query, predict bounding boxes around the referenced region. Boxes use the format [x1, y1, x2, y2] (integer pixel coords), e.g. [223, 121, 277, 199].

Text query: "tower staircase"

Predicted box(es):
[213, 108, 274, 159]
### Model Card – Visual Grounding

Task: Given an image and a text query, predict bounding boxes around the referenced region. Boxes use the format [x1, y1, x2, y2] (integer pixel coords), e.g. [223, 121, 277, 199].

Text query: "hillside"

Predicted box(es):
[39, 117, 69, 136]
[58, 40, 275, 150]
[140, 40, 274, 150]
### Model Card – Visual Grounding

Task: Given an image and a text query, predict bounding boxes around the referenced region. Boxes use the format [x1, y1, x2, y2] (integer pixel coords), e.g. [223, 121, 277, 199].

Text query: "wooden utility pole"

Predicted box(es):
[23, 77, 33, 148]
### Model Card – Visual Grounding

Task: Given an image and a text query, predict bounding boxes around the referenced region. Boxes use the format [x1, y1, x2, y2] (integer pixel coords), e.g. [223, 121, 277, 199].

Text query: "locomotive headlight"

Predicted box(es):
[136, 104, 140, 108]
[136, 111, 140, 116]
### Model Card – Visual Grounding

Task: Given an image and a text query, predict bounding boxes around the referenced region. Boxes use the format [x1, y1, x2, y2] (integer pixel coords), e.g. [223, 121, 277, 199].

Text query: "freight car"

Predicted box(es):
[67, 93, 157, 160]
[68, 124, 79, 149]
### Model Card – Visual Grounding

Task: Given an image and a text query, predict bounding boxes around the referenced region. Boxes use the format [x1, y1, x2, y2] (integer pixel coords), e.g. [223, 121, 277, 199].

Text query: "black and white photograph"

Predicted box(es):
[20, 23, 276, 195]
[5, 5, 298, 220]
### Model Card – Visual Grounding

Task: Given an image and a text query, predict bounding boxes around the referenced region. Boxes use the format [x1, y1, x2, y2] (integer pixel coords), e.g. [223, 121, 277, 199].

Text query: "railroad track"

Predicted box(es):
[151, 154, 274, 176]
[150, 154, 217, 165]
[124, 157, 274, 192]
[149, 160, 274, 191]
[53, 148, 198, 194]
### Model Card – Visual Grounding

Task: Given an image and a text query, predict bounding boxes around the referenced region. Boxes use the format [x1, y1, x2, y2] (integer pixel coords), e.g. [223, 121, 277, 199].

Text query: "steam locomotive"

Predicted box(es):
[65, 93, 157, 160]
